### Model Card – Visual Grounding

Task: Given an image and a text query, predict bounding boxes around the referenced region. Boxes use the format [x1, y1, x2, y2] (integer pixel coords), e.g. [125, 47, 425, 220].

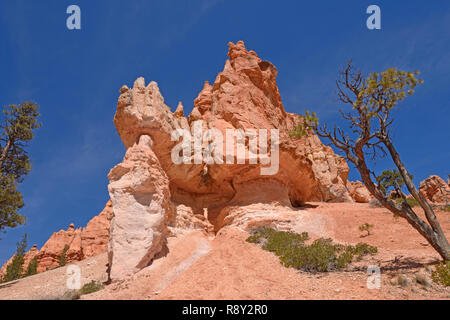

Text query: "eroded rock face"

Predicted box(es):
[35, 202, 113, 273]
[113, 41, 352, 212]
[107, 134, 173, 281]
[106, 41, 358, 279]
[0, 202, 114, 275]
[419, 175, 450, 204]
[36, 224, 78, 273]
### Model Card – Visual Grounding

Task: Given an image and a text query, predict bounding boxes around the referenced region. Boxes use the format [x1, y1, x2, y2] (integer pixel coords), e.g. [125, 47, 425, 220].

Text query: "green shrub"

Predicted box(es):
[25, 256, 38, 277]
[395, 197, 419, 207]
[58, 245, 69, 267]
[358, 223, 374, 236]
[431, 261, 450, 287]
[80, 280, 104, 295]
[247, 227, 377, 272]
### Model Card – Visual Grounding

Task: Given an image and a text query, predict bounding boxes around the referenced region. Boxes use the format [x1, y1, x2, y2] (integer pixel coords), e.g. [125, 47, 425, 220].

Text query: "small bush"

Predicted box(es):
[247, 227, 377, 273]
[442, 206, 450, 212]
[431, 261, 450, 287]
[395, 197, 419, 207]
[59, 245, 69, 267]
[358, 223, 374, 236]
[80, 280, 104, 295]
[25, 256, 38, 277]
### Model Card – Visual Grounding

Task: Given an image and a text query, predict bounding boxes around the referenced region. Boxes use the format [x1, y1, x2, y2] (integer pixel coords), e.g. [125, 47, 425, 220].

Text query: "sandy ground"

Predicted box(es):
[1, 202, 449, 300]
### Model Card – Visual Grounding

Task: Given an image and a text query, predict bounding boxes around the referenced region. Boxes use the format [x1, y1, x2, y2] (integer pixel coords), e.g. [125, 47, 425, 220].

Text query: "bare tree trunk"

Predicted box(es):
[382, 139, 450, 260]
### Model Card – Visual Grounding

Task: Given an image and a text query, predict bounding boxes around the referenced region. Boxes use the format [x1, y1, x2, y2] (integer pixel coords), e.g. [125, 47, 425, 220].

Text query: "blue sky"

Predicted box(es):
[1, 0, 449, 264]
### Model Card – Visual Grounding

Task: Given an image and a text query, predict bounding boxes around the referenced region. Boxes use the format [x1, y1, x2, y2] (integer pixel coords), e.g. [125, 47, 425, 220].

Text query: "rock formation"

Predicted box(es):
[107, 134, 173, 280]
[107, 41, 362, 280]
[37, 201, 113, 272]
[419, 175, 450, 204]
[347, 181, 372, 203]
[0, 201, 113, 276]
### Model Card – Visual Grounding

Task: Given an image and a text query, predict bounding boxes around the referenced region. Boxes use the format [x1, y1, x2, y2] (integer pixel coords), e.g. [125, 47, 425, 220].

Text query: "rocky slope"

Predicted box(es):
[0, 201, 113, 278]
[1, 203, 448, 300]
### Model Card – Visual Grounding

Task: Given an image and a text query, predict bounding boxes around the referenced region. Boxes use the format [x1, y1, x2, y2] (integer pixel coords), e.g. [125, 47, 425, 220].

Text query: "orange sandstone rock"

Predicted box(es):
[419, 175, 450, 204]
[107, 41, 356, 280]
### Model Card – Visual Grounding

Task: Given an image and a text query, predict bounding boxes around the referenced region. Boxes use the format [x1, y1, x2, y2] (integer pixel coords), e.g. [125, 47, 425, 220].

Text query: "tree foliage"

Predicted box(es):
[25, 256, 38, 277]
[0, 102, 41, 234]
[292, 62, 450, 260]
[376, 169, 413, 198]
[59, 244, 69, 267]
[1, 233, 27, 283]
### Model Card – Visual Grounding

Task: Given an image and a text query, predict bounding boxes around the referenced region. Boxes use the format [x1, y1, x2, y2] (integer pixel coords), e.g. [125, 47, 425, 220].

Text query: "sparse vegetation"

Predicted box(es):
[57, 281, 104, 300]
[79, 280, 104, 295]
[394, 197, 419, 208]
[58, 245, 69, 267]
[292, 63, 450, 260]
[247, 227, 377, 272]
[1, 233, 27, 283]
[358, 223, 374, 237]
[376, 170, 413, 198]
[25, 256, 38, 277]
[431, 261, 450, 287]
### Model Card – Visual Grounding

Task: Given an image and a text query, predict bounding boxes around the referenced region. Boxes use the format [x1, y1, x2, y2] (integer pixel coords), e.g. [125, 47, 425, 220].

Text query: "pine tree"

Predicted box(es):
[0, 102, 41, 235]
[25, 256, 38, 277]
[1, 233, 27, 283]
[293, 64, 450, 260]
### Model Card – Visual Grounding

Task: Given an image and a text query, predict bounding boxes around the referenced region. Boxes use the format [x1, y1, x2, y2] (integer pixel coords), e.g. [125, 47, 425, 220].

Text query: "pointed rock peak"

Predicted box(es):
[119, 85, 129, 94]
[32, 244, 37, 248]
[133, 77, 146, 88]
[203, 81, 211, 90]
[69, 223, 75, 230]
[174, 101, 184, 117]
[147, 80, 159, 90]
[228, 40, 256, 61]
[197, 81, 212, 97]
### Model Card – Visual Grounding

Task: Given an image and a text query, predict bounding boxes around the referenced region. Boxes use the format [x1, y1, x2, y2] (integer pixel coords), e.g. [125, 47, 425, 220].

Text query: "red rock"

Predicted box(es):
[347, 180, 373, 203]
[419, 175, 450, 204]
[81, 200, 113, 258]
[107, 41, 358, 279]
[0, 245, 40, 280]
[0, 201, 114, 276]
